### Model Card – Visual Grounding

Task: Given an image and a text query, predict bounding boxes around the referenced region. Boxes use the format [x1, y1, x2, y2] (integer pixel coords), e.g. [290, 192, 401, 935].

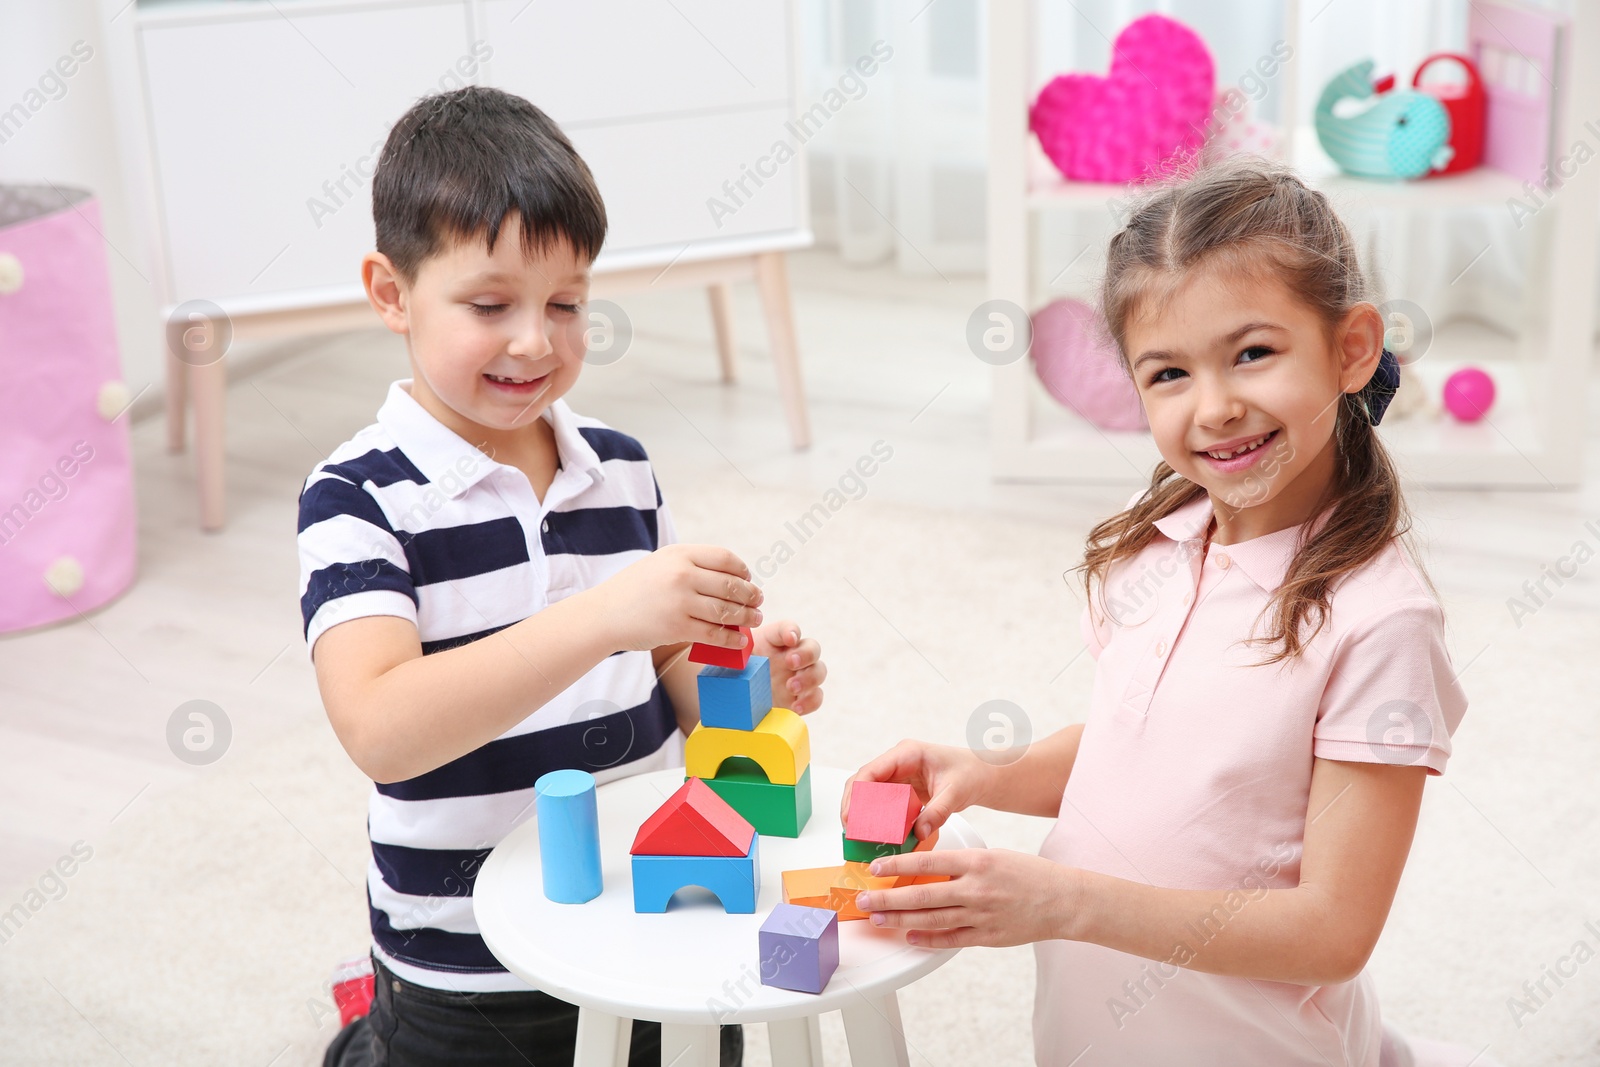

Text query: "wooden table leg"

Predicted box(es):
[659, 1023, 720, 1067]
[191, 355, 226, 531]
[165, 342, 187, 453]
[841, 990, 911, 1067]
[767, 1014, 824, 1067]
[574, 1007, 630, 1067]
[753, 251, 811, 450]
[707, 282, 738, 384]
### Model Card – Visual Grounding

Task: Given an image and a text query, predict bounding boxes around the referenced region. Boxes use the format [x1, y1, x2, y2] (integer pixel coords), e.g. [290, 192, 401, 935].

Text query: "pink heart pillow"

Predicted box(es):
[1030, 14, 1215, 184]
[1031, 298, 1146, 432]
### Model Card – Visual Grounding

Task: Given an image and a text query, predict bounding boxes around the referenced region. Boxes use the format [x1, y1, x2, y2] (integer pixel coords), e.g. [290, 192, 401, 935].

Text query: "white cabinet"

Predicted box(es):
[138, 1, 479, 305]
[480, 0, 791, 124]
[129, 0, 810, 308]
[109, 0, 814, 529]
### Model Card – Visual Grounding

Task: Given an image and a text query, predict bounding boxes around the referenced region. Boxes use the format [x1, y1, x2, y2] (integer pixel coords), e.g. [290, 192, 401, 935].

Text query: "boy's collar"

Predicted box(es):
[1151, 491, 1330, 593]
[376, 379, 604, 497]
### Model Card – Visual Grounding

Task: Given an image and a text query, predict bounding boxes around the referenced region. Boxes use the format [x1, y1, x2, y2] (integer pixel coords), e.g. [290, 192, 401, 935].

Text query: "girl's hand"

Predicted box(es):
[854, 849, 1080, 949]
[841, 740, 994, 841]
[591, 544, 763, 653]
[752, 620, 824, 714]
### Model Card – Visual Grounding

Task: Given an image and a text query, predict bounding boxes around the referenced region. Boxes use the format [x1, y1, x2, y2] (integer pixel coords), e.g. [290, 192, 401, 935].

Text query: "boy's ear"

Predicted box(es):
[1337, 302, 1385, 395]
[363, 251, 410, 334]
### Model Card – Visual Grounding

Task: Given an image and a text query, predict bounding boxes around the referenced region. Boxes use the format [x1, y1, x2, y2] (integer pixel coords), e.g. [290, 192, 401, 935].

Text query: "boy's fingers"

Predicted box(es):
[783, 663, 826, 695]
[685, 544, 751, 581]
[691, 569, 762, 609]
[758, 619, 802, 648]
[784, 638, 821, 671]
[693, 598, 762, 634]
[790, 687, 821, 714]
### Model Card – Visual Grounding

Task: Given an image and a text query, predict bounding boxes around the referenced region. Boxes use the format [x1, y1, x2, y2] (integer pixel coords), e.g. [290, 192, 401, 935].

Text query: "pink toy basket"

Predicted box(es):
[0, 185, 137, 635]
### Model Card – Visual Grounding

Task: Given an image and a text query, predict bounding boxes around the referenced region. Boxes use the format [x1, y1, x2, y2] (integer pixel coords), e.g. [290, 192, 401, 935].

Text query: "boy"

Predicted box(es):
[298, 87, 826, 1067]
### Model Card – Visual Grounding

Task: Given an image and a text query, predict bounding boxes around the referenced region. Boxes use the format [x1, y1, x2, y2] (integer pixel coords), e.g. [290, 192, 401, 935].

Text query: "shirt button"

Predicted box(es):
[1182, 592, 1192, 606]
[1155, 640, 1167, 657]
[1215, 552, 1231, 569]
[541, 519, 550, 533]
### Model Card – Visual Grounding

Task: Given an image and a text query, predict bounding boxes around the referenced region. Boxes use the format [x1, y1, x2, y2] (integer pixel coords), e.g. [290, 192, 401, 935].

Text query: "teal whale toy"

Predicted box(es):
[1315, 59, 1453, 180]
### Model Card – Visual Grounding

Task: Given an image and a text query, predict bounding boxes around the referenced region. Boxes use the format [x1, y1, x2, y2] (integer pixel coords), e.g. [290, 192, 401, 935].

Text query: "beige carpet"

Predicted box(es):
[2, 475, 1596, 1066]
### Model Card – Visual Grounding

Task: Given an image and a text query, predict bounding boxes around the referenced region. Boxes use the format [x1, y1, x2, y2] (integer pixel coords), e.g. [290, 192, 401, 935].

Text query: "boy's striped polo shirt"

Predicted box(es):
[296, 379, 683, 992]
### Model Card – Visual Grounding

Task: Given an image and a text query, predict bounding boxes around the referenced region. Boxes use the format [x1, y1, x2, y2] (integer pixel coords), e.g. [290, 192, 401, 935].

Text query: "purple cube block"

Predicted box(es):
[758, 903, 839, 995]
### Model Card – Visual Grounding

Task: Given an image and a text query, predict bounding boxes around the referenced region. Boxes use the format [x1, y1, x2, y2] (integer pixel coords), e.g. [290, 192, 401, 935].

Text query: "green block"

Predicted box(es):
[842, 828, 916, 864]
[691, 759, 812, 838]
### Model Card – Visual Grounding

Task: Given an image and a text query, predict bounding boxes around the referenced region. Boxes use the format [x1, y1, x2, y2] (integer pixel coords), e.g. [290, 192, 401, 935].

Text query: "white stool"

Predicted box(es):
[475, 766, 982, 1067]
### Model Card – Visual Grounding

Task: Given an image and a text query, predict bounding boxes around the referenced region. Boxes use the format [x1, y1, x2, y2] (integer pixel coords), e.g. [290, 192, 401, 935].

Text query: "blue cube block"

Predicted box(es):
[697, 655, 772, 731]
[759, 903, 839, 994]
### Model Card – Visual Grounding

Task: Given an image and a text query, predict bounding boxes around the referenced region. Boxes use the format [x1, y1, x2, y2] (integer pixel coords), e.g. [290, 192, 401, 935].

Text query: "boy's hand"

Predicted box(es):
[753, 621, 825, 714]
[593, 544, 763, 653]
[841, 740, 994, 841]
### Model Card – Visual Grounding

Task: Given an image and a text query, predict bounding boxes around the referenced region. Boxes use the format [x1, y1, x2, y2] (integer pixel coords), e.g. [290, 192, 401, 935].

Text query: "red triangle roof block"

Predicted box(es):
[630, 778, 755, 857]
[843, 780, 921, 845]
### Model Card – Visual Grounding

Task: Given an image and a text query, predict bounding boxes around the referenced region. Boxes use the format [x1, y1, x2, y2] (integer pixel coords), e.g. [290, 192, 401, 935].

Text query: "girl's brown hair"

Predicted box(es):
[1078, 157, 1417, 664]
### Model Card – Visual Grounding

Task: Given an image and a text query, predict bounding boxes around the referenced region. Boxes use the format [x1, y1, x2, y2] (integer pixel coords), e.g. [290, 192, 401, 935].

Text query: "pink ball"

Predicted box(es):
[1442, 367, 1496, 422]
[1030, 299, 1147, 431]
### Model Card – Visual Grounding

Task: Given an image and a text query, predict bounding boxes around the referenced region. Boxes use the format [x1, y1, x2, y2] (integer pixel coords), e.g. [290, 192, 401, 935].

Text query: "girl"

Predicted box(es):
[846, 160, 1487, 1067]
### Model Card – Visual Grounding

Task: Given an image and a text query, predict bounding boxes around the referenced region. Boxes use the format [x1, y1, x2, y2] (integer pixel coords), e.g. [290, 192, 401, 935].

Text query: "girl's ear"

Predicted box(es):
[362, 252, 410, 335]
[1336, 302, 1385, 395]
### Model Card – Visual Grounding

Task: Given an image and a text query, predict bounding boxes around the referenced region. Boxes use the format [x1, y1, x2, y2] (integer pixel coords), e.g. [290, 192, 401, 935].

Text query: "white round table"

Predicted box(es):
[475, 766, 984, 1067]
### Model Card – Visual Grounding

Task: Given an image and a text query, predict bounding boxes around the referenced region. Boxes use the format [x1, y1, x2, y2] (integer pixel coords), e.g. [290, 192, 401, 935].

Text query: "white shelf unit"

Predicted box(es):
[986, 0, 1600, 488]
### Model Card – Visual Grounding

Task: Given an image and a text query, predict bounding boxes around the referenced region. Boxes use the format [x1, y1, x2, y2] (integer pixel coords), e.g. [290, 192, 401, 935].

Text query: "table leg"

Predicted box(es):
[841, 990, 911, 1067]
[707, 282, 738, 383]
[574, 1008, 629, 1067]
[659, 1023, 720, 1067]
[767, 1015, 824, 1067]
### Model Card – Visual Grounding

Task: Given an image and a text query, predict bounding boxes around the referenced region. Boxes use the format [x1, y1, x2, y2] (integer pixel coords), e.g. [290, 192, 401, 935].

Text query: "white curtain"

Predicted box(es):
[796, 0, 1590, 336]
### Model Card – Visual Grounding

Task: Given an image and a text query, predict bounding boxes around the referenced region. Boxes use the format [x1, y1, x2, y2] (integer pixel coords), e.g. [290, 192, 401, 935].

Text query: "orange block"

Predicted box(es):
[780, 865, 841, 910]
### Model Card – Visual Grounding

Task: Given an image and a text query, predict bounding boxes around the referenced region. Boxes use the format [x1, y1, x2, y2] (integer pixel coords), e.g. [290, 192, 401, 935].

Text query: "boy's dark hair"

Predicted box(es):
[373, 86, 607, 282]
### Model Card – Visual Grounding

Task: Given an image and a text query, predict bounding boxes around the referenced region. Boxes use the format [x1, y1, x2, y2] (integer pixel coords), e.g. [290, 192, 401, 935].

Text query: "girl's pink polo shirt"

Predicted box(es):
[1034, 491, 1467, 1066]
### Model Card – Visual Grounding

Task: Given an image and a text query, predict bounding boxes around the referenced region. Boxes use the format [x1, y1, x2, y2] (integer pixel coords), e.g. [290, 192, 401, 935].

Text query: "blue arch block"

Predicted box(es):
[631, 838, 761, 914]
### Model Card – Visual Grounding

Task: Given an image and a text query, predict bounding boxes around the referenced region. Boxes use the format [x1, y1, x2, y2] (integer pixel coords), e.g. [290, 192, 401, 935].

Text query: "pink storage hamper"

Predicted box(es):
[0, 185, 137, 634]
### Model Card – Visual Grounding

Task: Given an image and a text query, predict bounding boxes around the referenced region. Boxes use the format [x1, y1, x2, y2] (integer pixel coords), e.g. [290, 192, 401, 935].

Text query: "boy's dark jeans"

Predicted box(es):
[325, 955, 743, 1067]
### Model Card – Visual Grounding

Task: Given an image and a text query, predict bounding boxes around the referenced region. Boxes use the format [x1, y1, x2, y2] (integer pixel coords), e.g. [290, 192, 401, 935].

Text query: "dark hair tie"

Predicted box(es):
[1359, 348, 1401, 426]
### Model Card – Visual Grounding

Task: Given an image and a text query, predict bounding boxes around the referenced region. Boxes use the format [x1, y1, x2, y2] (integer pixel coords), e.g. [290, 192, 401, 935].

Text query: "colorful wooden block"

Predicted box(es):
[632, 778, 754, 857]
[782, 862, 946, 922]
[694, 758, 812, 837]
[533, 769, 602, 904]
[689, 625, 753, 670]
[843, 780, 920, 846]
[696, 655, 772, 731]
[685, 706, 809, 786]
[842, 827, 917, 864]
[632, 838, 761, 914]
[759, 903, 839, 995]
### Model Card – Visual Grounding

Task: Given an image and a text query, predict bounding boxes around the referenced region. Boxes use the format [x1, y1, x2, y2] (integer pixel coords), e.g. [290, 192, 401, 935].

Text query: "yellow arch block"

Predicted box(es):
[686, 706, 809, 786]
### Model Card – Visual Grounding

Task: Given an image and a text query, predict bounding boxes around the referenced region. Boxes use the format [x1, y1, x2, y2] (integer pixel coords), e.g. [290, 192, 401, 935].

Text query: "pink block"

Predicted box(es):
[0, 186, 137, 634]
